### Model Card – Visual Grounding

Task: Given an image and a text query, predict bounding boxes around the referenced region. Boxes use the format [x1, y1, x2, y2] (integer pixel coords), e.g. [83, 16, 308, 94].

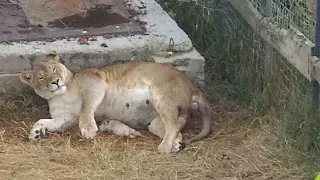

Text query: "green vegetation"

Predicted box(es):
[157, 0, 319, 178]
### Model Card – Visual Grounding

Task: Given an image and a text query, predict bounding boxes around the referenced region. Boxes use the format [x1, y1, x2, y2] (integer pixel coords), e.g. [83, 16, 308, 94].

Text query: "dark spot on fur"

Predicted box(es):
[179, 142, 186, 150]
[100, 43, 108, 47]
[126, 103, 129, 108]
[146, 99, 150, 104]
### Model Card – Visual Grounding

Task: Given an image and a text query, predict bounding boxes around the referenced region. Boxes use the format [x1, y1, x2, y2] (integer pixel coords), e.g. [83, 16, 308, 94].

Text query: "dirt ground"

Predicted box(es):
[0, 86, 306, 180]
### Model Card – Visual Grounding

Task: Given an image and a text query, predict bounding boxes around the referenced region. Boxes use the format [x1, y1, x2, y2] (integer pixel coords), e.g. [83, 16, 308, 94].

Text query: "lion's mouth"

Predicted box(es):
[50, 84, 66, 92]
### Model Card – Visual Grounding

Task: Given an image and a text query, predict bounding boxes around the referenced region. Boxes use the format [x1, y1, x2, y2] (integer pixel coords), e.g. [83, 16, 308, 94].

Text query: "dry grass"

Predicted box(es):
[0, 87, 306, 180]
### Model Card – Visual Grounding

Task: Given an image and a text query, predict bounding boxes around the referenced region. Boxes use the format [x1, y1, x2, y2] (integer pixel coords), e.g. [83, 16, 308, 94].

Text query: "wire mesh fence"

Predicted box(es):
[249, 0, 316, 41]
[157, 0, 318, 177]
[158, 0, 312, 107]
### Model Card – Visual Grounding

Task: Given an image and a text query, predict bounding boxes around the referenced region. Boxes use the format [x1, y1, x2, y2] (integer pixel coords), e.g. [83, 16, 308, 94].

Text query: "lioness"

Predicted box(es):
[20, 52, 212, 154]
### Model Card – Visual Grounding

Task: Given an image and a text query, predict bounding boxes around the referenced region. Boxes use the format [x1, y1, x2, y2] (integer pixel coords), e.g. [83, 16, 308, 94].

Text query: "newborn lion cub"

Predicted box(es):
[20, 51, 212, 154]
[99, 120, 143, 138]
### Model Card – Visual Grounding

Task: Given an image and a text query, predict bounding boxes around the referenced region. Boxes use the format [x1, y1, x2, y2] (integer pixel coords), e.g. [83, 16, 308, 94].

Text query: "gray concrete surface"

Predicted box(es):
[0, 0, 205, 93]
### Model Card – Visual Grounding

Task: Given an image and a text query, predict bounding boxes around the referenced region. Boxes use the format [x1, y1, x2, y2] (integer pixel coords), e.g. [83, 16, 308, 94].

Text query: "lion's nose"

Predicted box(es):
[51, 79, 59, 85]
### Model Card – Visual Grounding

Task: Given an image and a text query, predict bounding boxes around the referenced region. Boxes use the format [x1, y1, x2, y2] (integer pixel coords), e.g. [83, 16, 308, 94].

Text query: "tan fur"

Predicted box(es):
[20, 52, 212, 154]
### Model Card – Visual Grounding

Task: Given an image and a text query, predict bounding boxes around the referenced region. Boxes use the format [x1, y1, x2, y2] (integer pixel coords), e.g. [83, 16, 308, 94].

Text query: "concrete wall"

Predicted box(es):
[0, 0, 206, 94]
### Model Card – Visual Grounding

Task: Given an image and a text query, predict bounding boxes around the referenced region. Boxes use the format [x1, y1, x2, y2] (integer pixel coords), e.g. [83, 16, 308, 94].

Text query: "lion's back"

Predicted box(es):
[117, 61, 196, 86]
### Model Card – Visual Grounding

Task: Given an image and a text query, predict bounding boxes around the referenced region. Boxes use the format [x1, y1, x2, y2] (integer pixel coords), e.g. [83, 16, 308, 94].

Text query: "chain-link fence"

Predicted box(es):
[251, 0, 315, 40]
[157, 0, 317, 178]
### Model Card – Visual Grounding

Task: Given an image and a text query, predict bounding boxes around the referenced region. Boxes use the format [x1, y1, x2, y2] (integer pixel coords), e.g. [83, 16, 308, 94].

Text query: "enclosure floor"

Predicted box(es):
[0, 92, 304, 180]
[0, 0, 145, 43]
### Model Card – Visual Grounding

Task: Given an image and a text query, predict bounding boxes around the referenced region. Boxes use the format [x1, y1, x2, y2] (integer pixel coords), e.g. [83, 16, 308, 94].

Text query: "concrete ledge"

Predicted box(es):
[0, 0, 204, 93]
[153, 48, 205, 85]
[0, 48, 205, 93]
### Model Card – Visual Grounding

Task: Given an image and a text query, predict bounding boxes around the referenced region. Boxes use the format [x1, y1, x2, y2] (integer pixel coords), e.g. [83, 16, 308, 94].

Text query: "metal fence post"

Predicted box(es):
[304, 0, 320, 151]
[312, 0, 320, 115]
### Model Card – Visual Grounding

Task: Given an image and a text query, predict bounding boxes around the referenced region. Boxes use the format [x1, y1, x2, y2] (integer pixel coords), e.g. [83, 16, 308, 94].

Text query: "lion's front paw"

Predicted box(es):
[79, 119, 98, 140]
[29, 122, 47, 141]
[158, 140, 173, 154]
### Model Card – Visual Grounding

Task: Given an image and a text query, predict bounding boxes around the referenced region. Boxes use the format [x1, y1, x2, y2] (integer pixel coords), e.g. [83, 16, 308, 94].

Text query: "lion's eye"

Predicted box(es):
[53, 67, 56, 72]
[39, 77, 44, 80]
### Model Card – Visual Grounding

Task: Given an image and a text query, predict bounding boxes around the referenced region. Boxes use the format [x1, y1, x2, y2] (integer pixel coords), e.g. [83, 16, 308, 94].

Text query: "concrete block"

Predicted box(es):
[0, 0, 205, 93]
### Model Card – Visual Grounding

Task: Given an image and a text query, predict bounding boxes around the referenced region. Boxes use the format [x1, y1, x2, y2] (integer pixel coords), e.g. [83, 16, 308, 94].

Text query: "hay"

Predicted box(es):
[0, 91, 306, 180]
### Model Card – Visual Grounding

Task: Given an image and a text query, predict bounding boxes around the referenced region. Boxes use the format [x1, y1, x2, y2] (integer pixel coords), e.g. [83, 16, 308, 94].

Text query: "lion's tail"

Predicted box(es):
[184, 90, 212, 144]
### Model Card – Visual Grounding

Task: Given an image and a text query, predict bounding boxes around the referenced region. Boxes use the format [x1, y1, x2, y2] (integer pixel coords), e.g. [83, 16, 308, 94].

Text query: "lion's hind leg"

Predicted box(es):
[148, 113, 186, 153]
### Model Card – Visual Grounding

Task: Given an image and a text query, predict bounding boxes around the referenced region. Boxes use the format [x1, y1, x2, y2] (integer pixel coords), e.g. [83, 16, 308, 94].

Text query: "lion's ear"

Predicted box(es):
[20, 70, 34, 85]
[45, 50, 60, 63]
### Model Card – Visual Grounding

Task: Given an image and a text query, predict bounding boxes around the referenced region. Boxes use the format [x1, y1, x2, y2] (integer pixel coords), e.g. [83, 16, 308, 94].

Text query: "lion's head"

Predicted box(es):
[20, 51, 71, 99]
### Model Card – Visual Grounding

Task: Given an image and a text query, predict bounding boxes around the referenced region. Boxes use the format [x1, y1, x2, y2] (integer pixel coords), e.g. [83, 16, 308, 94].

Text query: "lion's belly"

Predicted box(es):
[95, 87, 157, 129]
